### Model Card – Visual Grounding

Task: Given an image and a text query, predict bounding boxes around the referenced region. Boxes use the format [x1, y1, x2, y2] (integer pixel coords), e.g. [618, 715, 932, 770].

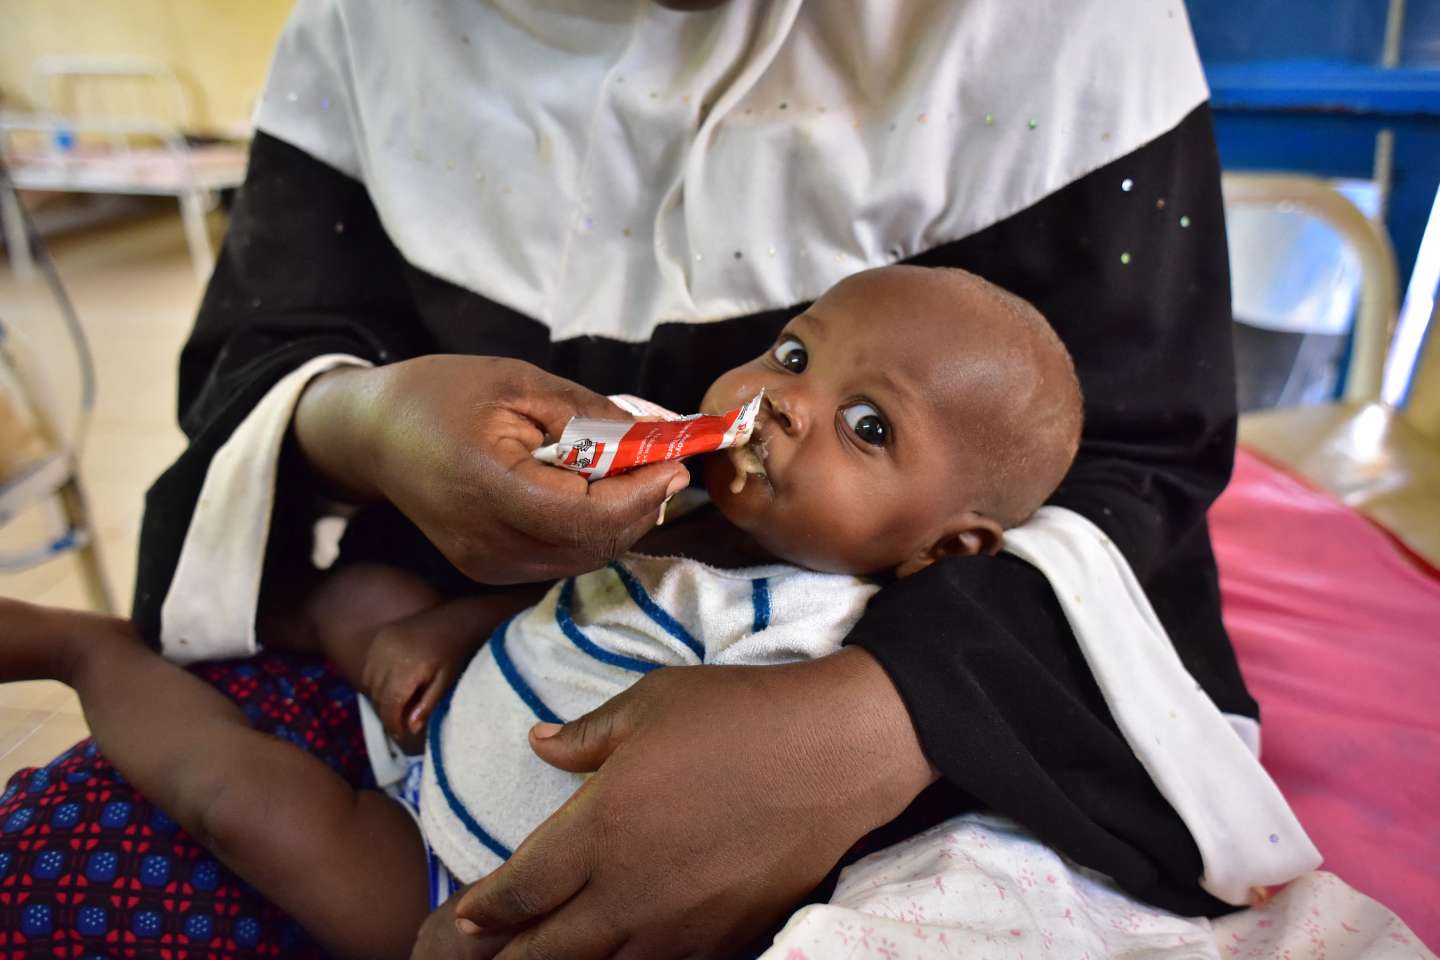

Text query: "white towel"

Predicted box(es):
[1003, 506, 1321, 905]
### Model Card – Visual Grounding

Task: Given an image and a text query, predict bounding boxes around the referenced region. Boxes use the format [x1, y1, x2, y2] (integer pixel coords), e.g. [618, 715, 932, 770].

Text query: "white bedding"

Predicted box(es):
[763, 814, 1435, 960]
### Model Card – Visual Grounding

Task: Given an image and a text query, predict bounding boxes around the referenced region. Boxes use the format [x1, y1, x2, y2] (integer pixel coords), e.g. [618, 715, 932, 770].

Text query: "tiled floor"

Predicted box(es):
[0, 204, 217, 781]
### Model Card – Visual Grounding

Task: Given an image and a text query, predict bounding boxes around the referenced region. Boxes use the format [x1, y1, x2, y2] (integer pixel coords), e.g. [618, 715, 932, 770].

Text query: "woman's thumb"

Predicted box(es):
[584, 461, 690, 531]
[529, 701, 632, 773]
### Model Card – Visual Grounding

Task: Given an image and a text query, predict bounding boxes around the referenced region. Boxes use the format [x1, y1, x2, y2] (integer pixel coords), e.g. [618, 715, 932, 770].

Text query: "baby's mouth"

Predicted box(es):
[725, 414, 773, 496]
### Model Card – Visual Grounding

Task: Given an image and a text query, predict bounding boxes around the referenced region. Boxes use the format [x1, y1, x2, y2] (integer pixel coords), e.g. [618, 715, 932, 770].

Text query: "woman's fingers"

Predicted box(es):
[506, 375, 639, 442]
[583, 462, 690, 532]
[463, 367, 688, 564]
[487, 457, 687, 574]
[489, 902, 626, 960]
[332, 355, 691, 584]
[528, 687, 639, 774]
[411, 887, 512, 960]
[455, 797, 596, 933]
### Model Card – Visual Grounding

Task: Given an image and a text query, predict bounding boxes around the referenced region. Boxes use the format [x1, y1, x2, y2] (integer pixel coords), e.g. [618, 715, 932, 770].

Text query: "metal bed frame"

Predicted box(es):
[0, 58, 247, 283]
[0, 157, 114, 614]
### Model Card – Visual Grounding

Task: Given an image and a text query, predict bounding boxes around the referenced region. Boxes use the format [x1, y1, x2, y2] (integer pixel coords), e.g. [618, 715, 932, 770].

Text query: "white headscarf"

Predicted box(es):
[256, 0, 1208, 341]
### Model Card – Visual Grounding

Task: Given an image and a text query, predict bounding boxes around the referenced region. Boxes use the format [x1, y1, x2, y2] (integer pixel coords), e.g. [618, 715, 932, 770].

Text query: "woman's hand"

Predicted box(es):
[442, 648, 938, 959]
[294, 356, 689, 584]
[412, 888, 512, 960]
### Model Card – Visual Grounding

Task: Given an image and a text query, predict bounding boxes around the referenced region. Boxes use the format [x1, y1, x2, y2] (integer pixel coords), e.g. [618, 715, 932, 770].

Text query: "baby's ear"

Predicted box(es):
[894, 514, 1004, 578]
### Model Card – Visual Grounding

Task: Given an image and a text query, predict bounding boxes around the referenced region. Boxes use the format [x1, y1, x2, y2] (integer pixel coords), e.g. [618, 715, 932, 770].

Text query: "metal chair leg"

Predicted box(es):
[56, 476, 115, 615]
[179, 190, 214, 283]
[0, 181, 36, 281]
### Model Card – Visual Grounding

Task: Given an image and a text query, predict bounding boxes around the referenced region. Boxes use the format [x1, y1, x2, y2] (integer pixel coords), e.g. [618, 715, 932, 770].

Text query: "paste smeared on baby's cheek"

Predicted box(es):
[702, 446, 770, 536]
[723, 412, 770, 494]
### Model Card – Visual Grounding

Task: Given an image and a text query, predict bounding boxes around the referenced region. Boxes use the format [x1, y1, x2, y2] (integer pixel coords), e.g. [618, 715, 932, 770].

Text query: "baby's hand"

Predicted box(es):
[360, 588, 548, 752]
[361, 616, 473, 753]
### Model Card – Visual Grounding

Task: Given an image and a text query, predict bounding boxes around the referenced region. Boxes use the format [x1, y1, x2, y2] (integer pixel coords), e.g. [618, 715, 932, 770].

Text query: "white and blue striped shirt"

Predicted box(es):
[418, 554, 878, 883]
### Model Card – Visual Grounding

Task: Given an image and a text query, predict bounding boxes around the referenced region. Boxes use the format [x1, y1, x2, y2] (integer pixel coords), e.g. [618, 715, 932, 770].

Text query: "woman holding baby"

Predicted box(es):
[0, 1, 1279, 956]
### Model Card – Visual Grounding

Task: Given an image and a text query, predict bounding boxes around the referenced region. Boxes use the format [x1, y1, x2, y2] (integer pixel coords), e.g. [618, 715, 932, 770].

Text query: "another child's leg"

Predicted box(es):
[0, 598, 429, 960]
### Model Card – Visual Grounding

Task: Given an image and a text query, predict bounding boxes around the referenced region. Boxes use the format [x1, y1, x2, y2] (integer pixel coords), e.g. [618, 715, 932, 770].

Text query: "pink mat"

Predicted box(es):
[1211, 449, 1440, 948]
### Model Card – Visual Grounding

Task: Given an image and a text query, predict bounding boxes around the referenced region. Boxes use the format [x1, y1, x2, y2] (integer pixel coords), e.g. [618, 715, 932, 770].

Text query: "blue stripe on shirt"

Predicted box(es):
[489, 616, 564, 724]
[427, 679, 515, 863]
[555, 578, 660, 674]
[607, 561, 705, 661]
[751, 577, 771, 633]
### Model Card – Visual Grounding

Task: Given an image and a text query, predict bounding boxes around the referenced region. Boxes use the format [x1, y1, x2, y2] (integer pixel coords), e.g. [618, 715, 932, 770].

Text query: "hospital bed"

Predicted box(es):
[1197, 176, 1437, 945]
[0, 59, 247, 283]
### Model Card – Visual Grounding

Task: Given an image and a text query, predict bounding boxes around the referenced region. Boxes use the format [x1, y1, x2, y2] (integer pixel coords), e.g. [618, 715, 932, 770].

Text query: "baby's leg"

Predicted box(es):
[0, 598, 429, 960]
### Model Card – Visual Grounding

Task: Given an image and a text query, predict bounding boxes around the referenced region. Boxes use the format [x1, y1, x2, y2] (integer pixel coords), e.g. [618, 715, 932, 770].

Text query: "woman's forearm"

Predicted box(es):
[821, 647, 941, 826]
[292, 364, 388, 504]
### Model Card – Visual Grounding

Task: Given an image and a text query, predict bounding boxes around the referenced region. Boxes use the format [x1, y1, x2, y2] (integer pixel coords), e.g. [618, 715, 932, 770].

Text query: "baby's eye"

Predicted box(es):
[771, 336, 808, 373]
[841, 402, 889, 447]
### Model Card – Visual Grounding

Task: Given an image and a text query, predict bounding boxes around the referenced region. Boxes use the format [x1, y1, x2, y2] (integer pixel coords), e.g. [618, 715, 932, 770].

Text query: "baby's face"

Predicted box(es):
[701, 269, 993, 575]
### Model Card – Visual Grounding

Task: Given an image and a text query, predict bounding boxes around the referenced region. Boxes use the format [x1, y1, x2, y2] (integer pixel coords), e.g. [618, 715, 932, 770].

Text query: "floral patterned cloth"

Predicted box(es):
[0, 653, 368, 959]
[764, 814, 1435, 960]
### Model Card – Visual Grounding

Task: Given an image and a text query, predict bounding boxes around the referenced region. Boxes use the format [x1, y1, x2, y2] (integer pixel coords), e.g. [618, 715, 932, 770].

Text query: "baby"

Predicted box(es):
[0, 265, 1082, 958]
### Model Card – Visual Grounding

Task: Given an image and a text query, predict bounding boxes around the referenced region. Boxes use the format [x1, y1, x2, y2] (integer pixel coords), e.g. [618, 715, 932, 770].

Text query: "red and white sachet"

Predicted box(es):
[532, 392, 764, 481]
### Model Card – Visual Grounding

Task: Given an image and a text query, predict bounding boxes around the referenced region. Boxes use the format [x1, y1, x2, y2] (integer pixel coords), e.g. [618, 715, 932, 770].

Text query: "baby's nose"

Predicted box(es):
[766, 392, 806, 437]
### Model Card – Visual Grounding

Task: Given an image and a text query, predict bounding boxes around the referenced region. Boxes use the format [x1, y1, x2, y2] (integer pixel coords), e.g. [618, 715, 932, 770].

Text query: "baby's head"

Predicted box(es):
[700, 265, 1082, 577]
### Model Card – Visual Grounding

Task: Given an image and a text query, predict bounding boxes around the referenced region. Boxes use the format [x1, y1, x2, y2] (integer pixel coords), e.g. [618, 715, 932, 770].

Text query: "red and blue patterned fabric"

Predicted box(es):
[0, 653, 369, 958]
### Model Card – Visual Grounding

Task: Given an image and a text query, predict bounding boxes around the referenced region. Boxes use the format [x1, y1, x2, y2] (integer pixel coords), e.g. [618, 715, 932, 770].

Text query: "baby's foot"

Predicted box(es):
[0, 597, 136, 686]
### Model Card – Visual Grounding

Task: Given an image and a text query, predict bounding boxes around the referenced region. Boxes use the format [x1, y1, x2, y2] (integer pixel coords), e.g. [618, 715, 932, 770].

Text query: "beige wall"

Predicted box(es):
[0, 0, 295, 138]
